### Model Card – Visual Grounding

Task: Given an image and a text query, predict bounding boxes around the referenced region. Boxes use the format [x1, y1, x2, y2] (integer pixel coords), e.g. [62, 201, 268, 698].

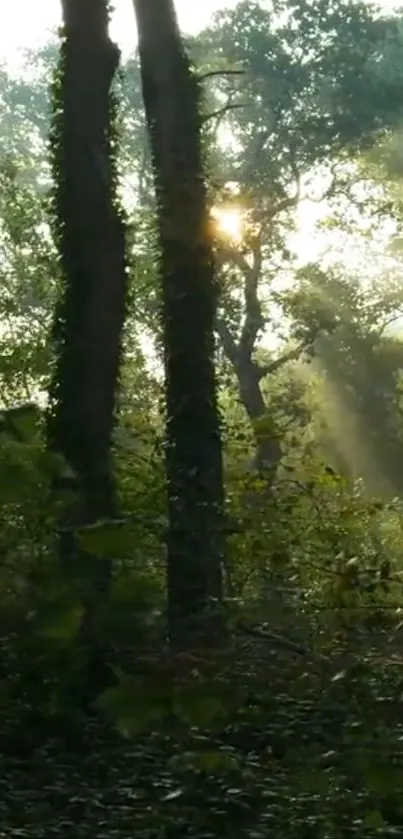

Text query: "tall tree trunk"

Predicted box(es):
[236, 361, 282, 473]
[47, 0, 128, 687]
[132, 0, 226, 651]
[217, 318, 282, 474]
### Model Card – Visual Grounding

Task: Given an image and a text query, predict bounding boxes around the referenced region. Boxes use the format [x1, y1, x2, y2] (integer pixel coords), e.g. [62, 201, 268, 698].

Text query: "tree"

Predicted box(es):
[47, 0, 129, 687]
[303, 269, 403, 496]
[198, 0, 403, 474]
[131, 0, 226, 651]
[0, 159, 58, 406]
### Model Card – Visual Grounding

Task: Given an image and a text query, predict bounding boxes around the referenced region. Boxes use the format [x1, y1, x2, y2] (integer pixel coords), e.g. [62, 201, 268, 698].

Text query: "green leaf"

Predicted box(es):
[38, 450, 76, 481]
[161, 789, 183, 802]
[78, 520, 132, 559]
[0, 402, 41, 442]
[331, 670, 347, 682]
[0, 461, 37, 504]
[96, 676, 170, 735]
[37, 600, 83, 642]
[298, 768, 331, 795]
[173, 682, 227, 726]
[190, 749, 240, 773]
[363, 810, 385, 830]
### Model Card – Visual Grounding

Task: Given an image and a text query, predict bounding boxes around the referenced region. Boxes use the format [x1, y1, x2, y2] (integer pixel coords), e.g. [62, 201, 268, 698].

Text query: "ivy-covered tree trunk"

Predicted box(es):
[47, 0, 128, 683]
[132, 0, 226, 651]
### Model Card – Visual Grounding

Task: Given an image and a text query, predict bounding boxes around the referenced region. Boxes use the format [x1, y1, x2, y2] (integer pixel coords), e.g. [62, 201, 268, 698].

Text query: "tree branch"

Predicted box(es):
[216, 239, 265, 365]
[256, 339, 311, 380]
[202, 101, 249, 125]
[239, 236, 265, 360]
[199, 69, 245, 81]
[254, 171, 301, 227]
[216, 244, 253, 276]
[302, 162, 351, 205]
[215, 317, 240, 367]
[377, 310, 403, 338]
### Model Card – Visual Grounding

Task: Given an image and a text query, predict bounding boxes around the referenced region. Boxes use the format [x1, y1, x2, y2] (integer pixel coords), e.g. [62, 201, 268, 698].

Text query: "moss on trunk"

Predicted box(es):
[133, 0, 226, 651]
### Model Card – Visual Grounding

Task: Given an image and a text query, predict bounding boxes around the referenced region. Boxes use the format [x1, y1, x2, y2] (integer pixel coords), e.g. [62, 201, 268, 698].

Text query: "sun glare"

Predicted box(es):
[212, 206, 244, 243]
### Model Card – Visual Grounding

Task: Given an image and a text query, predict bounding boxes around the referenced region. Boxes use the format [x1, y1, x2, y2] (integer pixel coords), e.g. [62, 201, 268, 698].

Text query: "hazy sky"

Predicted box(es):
[2, 0, 402, 72]
[0, 0, 239, 70]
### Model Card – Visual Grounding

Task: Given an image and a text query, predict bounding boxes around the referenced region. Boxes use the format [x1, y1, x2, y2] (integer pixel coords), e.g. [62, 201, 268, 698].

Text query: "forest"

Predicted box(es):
[2, 0, 403, 835]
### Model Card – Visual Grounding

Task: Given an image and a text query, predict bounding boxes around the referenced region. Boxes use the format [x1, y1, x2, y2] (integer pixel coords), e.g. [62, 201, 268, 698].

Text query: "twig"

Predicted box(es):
[202, 102, 249, 124]
[199, 69, 245, 81]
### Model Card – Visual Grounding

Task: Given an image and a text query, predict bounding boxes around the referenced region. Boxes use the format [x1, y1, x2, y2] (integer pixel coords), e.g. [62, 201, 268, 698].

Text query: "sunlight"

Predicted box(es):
[212, 205, 244, 243]
[0, 0, 241, 72]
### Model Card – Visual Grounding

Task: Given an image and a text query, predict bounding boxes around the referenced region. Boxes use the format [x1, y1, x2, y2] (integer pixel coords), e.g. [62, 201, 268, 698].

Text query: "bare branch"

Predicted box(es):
[377, 310, 403, 337]
[302, 162, 352, 205]
[199, 69, 245, 81]
[202, 101, 249, 125]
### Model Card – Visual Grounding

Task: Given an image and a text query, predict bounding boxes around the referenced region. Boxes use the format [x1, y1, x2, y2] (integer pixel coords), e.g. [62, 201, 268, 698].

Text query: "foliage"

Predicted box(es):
[1, 1, 403, 838]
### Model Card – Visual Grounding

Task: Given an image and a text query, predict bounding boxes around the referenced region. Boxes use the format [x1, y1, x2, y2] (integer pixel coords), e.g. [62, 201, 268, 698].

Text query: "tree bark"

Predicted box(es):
[47, 0, 128, 689]
[237, 360, 282, 472]
[132, 0, 226, 651]
[216, 319, 282, 473]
